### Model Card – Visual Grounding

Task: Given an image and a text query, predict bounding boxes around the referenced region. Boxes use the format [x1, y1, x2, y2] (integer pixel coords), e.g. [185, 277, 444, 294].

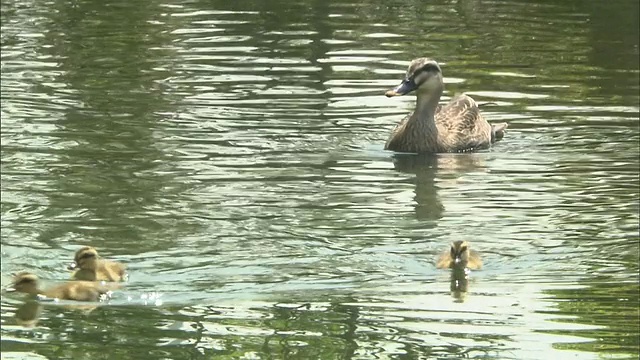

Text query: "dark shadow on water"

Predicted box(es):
[392, 153, 444, 221]
[390, 152, 486, 221]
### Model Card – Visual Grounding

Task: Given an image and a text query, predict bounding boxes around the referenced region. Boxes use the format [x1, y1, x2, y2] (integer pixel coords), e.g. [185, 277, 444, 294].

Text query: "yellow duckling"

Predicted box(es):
[68, 246, 127, 282]
[10, 272, 112, 302]
[436, 240, 482, 270]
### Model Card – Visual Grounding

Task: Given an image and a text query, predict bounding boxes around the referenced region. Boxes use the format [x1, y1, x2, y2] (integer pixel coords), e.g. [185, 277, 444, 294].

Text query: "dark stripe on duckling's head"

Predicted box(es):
[450, 240, 469, 264]
[80, 252, 97, 260]
[75, 246, 98, 262]
[13, 272, 38, 286]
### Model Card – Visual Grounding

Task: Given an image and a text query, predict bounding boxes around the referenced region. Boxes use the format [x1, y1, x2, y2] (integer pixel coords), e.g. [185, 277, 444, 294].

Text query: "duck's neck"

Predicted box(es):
[82, 260, 99, 271]
[407, 89, 442, 152]
[22, 287, 41, 296]
[414, 88, 442, 121]
[385, 81, 445, 153]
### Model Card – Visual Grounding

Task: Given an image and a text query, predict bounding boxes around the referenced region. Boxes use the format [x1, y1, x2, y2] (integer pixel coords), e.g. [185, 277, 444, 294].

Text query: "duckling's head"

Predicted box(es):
[450, 240, 471, 267]
[11, 272, 39, 294]
[69, 246, 99, 270]
[385, 58, 443, 97]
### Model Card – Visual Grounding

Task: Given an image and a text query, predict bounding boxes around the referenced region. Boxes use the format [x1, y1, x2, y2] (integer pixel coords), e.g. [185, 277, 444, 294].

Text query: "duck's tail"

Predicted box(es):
[491, 123, 508, 142]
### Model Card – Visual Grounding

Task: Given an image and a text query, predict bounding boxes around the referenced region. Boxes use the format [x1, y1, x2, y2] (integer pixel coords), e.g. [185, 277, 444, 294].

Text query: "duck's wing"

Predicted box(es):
[101, 261, 127, 281]
[435, 94, 492, 151]
[467, 249, 483, 270]
[435, 251, 452, 269]
[436, 94, 480, 127]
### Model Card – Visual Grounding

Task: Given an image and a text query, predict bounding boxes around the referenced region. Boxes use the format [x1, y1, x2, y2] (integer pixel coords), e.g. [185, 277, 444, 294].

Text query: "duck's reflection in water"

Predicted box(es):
[14, 300, 42, 328]
[391, 153, 486, 220]
[13, 298, 105, 327]
[450, 268, 471, 302]
[435, 239, 484, 303]
[8, 272, 118, 327]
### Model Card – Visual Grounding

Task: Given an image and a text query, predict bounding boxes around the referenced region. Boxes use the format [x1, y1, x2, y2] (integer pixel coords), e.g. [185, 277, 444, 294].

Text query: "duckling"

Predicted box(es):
[384, 57, 508, 153]
[10, 272, 111, 302]
[436, 240, 482, 270]
[68, 246, 127, 282]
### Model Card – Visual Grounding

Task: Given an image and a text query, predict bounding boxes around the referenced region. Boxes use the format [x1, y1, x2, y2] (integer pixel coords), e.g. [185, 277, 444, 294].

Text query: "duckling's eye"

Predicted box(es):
[80, 253, 96, 260]
[460, 246, 468, 253]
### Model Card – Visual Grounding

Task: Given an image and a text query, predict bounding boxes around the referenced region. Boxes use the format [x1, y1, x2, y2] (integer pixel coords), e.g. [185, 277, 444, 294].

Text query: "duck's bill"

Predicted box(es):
[67, 262, 77, 271]
[385, 79, 417, 97]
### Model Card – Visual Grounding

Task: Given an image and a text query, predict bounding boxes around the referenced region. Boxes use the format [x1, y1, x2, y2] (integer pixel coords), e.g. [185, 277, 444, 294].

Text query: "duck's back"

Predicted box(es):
[44, 281, 108, 301]
[99, 260, 126, 282]
[435, 94, 492, 152]
[72, 260, 126, 282]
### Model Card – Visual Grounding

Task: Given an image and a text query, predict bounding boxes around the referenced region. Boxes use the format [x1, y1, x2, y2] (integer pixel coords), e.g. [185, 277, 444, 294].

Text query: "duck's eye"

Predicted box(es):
[412, 65, 439, 85]
[460, 246, 468, 253]
[80, 253, 96, 260]
[420, 64, 439, 73]
[413, 72, 428, 86]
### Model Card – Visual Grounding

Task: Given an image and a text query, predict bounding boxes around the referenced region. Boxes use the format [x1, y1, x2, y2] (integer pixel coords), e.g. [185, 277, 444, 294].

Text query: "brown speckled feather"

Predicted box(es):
[434, 94, 492, 152]
[384, 58, 508, 153]
[386, 94, 495, 153]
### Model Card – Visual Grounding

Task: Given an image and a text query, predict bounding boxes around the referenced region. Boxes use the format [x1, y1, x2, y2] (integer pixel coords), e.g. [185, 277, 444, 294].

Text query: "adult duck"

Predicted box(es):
[384, 58, 508, 153]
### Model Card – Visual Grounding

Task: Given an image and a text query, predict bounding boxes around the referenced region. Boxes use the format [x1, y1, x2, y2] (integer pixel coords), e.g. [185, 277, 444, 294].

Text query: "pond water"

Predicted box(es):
[1, 0, 638, 359]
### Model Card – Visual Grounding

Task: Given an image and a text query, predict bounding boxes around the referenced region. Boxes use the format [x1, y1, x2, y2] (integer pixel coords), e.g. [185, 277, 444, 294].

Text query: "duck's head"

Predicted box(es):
[10, 272, 39, 294]
[449, 240, 471, 267]
[69, 246, 99, 271]
[386, 58, 443, 97]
